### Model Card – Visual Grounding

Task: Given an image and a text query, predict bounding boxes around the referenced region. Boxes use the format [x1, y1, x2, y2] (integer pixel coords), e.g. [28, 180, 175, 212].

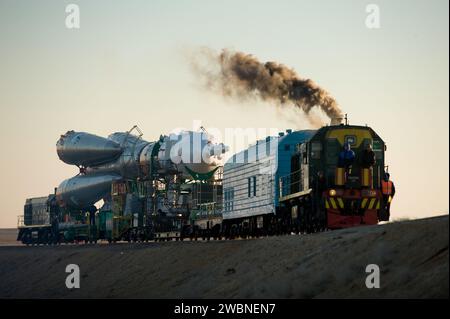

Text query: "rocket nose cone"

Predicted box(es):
[57, 131, 123, 167]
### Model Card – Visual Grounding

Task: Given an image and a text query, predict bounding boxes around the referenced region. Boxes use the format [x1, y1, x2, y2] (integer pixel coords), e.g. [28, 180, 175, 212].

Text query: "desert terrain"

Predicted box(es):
[0, 228, 18, 246]
[0, 215, 448, 298]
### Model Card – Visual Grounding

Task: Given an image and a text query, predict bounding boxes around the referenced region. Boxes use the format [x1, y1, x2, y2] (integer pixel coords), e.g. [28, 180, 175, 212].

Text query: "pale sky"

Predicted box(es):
[0, 0, 448, 227]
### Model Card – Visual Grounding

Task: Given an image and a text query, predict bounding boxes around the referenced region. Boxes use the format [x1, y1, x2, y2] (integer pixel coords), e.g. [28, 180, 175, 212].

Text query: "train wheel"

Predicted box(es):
[23, 232, 31, 245]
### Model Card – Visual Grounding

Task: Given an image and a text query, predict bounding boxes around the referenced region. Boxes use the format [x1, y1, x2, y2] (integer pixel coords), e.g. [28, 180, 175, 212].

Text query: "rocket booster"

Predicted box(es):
[56, 174, 122, 209]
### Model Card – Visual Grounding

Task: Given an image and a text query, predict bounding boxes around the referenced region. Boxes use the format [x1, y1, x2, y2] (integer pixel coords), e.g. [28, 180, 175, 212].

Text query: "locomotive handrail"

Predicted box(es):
[17, 215, 24, 228]
[279, 188, 312, 202]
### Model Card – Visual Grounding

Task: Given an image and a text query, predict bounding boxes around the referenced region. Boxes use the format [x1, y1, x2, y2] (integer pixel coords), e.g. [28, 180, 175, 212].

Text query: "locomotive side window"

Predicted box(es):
[373, 139, 382, 151]
[372, 139, 384, 159]
[326, 139, 340, 164]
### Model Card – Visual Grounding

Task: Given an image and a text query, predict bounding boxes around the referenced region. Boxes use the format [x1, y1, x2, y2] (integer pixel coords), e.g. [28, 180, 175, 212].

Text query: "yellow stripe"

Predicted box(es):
[337, 198, 344, 209]
[335, 168, 345, 186]
[361, 198, 368, 208]
[362, 169, 370, 187]
[329, 198, 337, 209]
[325, 199, 329, 209]
[326, 128, 373, 148]
[368, 198, 376, 209]
[376, 200, 380, 209]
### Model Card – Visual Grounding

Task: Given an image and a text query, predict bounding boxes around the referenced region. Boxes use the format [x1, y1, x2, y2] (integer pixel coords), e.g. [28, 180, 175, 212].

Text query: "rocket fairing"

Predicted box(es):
[55, 128, 228, 210]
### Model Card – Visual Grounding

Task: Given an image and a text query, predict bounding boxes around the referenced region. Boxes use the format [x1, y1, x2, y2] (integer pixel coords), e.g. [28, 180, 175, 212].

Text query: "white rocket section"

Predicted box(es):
[55, 128, 227, 210]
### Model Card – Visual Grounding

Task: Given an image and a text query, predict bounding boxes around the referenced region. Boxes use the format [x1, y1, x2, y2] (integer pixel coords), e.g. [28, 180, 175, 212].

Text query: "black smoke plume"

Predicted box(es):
[190, 48, 344, 126]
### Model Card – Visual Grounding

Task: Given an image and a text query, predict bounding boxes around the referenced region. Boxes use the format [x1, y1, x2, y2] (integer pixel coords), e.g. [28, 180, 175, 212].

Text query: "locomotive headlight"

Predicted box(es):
[329, 189, 336, 196]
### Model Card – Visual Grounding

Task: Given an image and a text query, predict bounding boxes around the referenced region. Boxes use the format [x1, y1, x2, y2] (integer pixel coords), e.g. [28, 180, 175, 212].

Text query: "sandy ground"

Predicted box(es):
[0, 215, 447, 298]
[0, 229, 18, 246]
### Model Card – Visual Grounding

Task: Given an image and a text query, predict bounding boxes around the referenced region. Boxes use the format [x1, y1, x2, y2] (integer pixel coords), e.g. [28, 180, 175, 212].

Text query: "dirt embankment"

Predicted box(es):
[0, 215, 448, 298]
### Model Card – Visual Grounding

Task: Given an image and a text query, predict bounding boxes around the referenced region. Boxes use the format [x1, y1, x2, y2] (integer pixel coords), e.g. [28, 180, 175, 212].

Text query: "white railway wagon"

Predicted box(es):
[222, 130, 316, 224]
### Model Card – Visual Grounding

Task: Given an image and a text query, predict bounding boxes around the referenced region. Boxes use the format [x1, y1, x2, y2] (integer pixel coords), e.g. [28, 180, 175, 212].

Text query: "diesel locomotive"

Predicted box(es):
[279, 123, 389, 231]
[220, 121, 390, 238]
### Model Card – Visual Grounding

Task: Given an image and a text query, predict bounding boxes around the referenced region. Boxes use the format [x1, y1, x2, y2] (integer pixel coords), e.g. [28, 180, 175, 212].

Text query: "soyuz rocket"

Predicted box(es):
[55, 126, 228, 210]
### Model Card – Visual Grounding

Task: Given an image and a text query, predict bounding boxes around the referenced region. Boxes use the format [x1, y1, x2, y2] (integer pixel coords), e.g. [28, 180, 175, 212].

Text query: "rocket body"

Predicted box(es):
[55, 129, 227, 210]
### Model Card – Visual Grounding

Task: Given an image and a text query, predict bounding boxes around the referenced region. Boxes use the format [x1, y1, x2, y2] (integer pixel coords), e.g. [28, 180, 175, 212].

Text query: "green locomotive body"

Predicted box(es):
[279, 123, 389, 230]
